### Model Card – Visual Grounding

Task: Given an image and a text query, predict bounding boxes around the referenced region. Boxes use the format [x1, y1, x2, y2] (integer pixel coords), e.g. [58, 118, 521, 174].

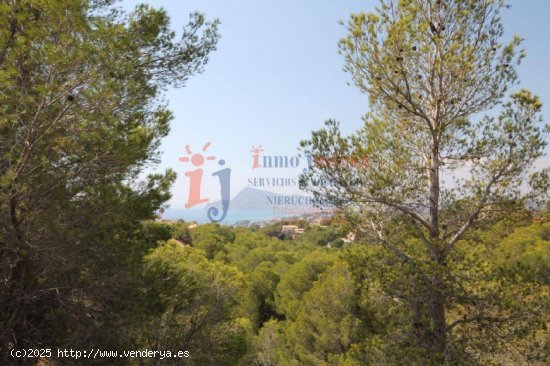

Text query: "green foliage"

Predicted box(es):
[169, 221, 193, 244]
[249, 217, 550, 365]
[298, 222, 347, 247]
[299, 0, 549, 363]
[1, 0, 547, 365]
[142, 240, 247, 365]
[496, 217, 550, 285]
[141, 221, 174, 247]
[0, 0, 219, 361]
[240, 262, 281, 331]
[190, 223, 235, 259]
[275, 251, 336, 321]
[285, 261, 362, 365]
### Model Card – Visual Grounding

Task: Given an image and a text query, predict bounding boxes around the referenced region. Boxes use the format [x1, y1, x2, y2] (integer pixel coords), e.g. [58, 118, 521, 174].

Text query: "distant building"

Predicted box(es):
[281, 225, 304, 239]
[235, 220, 252, 227]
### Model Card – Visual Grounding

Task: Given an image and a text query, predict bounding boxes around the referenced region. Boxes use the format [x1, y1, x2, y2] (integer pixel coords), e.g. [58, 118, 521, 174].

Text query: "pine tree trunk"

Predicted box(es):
[428, 137, 447, 359]
[430, 273, 447, 360]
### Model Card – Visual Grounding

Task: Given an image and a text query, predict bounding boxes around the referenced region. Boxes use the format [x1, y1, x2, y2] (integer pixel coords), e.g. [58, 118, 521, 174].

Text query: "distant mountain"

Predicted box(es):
[206, 187, 313, 211]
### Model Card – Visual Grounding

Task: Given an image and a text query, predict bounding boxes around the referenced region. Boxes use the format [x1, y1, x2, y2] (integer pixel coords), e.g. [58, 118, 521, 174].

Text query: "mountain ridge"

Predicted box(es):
[206, 187, 312, 211]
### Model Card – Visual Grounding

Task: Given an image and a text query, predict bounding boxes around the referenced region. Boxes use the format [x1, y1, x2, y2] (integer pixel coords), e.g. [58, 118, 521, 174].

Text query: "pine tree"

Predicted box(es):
[0, 0, 219, 360]
[300, 0, 549, 362]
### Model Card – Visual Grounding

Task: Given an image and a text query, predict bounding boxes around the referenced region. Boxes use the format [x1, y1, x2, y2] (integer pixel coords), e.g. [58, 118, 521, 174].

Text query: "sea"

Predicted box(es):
[162, 207, 293, 225]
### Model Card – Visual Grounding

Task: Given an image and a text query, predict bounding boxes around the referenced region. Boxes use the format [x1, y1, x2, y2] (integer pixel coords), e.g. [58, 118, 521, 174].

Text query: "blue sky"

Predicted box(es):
[121, 0, 550, 209]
